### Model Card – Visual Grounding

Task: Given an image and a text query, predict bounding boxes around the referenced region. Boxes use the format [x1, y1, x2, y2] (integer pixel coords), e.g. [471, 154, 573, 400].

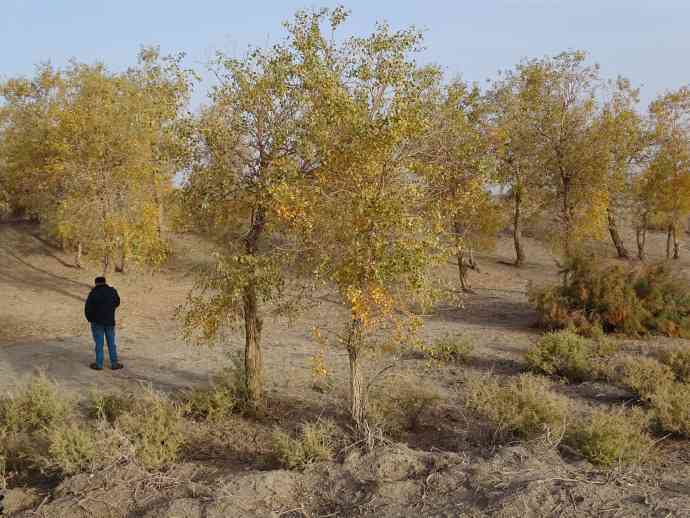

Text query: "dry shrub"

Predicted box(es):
[424, 333, 474, 365]
[183, 377, 241, 422]
[526, 330, 618, 382]
[606, 355, 675, 400]
[463, 372, 569, 442]
[367, 374, 443, 436]
[529, 255, 690, 337]
[41, 421, 129, 476]
[85, 391, 136, 423]
[115, 388, 185, 470]
[651, 382, 690, 437]
[565, 408, 654, 467]
[0, 375, 72, 434]
[655, 347, 690, 383]
[272, 419, 339, 470]
[0, 376, 76, 477]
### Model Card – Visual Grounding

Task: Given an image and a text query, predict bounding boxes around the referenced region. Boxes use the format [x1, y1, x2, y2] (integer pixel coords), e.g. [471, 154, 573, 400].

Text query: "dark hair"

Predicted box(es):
[95, 276, 106, 285]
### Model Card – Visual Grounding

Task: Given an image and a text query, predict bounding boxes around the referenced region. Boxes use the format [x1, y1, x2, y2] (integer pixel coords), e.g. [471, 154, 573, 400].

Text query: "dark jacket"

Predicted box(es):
[85, 284, 121, 326]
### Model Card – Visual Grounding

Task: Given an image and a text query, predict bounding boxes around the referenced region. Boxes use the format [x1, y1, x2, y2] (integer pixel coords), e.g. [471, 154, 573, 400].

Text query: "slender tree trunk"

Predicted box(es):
[454, 221, 472, 292]
[74, 242, 83, 269]
[243, 281, 263, 408]
[457, 248, 470, 292]
[607, 208, 629, 259]
[672, 223, 680, 259]
[636, 212, 648, 261]
[636, 227, 647, 261]
[347, 319, 366, 429]
[666, 225, 673, 259]
[513, 191, 526, 266]
[115, 244, 127, 273]
[242, 206, 266, 409]
[157, 200, 165, 239]
[102, 254, 110, 275]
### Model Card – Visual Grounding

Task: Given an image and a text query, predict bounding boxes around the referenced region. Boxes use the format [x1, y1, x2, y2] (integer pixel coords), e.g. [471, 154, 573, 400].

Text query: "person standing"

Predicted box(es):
[84, 276, 123, 370]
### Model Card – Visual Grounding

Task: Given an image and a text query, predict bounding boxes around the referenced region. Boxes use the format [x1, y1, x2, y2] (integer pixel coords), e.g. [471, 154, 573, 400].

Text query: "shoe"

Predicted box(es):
[90, 363, 103, 370]
[110, 362, 124, 370]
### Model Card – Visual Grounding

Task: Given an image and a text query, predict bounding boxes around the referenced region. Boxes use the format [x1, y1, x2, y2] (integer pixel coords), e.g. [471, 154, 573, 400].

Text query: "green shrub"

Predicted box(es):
[651, 382, 690, 437]
[607, 356, 675, 400]
[272, 419, 339, 470]
[424, 334, 474, 364]
[367, 375, 442, 436]
[85, 391, 136, 423]
[463, 373, 569, 441]
[526, 330, 618, 382]
[656, 347, 690, 383]
[115, 389, 185, 470]
[529, 255, 690, 337]
[40, 421, 127, 476]
[0, 376, 73, 434]
[566, 408, 654, 467]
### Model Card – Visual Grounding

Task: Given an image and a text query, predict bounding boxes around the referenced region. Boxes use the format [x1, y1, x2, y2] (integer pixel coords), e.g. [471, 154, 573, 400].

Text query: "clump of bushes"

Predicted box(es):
[86, 391, 136, 423]
[115, 389, 185, 470]
[423, 333, 474, 365]
[367, 374, 443, 436]
[529, 255, 690, 337]
[526, 330, 618, 382]
[0, 375, 72, 434]
[655, 347, 690, 383]
[606, 356, 675, 400]
[650, 382, 690, 437]
[272, 419, 340, 470]
[565, 408, 655, 467]
[462, 372, 569, 441]
[183, 376, 241, 422]
[0, 376, 187, 482]
[41, 421, 128, 476]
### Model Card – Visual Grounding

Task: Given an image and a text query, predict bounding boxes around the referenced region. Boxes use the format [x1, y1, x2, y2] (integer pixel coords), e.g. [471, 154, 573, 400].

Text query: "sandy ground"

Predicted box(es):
[1, 220, 688, 398]
[2, 221, 690, 517]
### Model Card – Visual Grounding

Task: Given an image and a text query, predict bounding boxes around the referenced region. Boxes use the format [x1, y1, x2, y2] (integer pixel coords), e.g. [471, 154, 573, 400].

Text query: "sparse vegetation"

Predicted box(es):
[650, 382, 690, 437]
[115, 389, 186, 470]
[424, 333, 474, 365]
[368, 374, 443, 436]
[565, 408, 655, 467]
[271, 419, 340, 470]
[607, 355, 676, 399]
[1, 5, 690, 516]
[656, 347, 690, 383]
[526, 330, 618, 382]
[463, 372, 569, 441]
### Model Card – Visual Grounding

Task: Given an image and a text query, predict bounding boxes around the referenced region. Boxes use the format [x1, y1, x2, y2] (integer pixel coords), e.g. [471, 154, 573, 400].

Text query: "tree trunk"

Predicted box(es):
[457, 247, 470, 292]
[115, 244, 126, 273]
[243, 281, 263, 408]
[636, 213, 648, 261]
[636, 227, 647, 261]
[347, 319, 366, 429]
[672, 223, 680, 260]
[242, 206, 266, 409]
[666, 225, 673, 259]
[513, 192, 526, 266]
[74, 242, 83, 269]
[157, 201, 165, 239]
[607, 208, 629, 259]
[102, 254, 110, 275]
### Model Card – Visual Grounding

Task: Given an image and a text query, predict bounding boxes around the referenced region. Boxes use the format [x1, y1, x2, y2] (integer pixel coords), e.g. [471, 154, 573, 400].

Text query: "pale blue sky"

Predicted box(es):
[2, 1, 688, 108]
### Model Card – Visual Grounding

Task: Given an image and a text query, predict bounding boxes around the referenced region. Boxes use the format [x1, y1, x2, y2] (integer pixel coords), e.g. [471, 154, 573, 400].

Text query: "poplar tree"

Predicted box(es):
[179, 36, 312, 408]
[276, 9, 444, 427]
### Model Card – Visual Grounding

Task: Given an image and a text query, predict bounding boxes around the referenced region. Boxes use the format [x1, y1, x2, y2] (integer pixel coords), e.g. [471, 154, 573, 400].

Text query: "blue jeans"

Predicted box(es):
[90, 323, 118, 368]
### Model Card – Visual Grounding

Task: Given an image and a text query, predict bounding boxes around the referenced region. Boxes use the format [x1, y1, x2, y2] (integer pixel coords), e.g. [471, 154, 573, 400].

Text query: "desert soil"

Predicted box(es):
[1, 221, 689, 517]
